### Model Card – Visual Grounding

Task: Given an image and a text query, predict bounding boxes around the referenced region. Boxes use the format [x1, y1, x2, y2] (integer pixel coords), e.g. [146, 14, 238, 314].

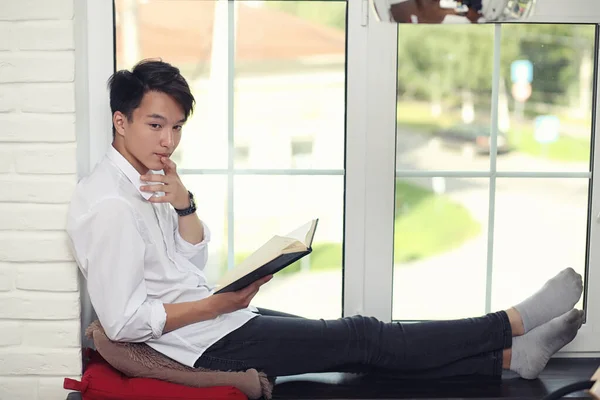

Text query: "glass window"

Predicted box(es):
[497, 25, 594, 172]
[393, 23, 595, 321]
[396, 24, 494, 170]
[114, 0, 347, 319]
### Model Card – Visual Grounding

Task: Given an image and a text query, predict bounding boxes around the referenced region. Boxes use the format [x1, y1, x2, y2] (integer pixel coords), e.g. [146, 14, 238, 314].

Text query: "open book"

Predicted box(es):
[213, 219, 319, 294]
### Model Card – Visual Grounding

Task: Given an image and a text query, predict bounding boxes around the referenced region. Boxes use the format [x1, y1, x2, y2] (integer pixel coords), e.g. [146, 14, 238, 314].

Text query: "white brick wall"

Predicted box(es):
[0, 0, 81, 399]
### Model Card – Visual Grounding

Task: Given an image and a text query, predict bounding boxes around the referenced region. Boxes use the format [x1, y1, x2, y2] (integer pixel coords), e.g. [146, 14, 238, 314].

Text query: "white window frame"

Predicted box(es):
[73, 0, 115, 349]
[76, 0, 600, 355]
[360, 4, 600, 356]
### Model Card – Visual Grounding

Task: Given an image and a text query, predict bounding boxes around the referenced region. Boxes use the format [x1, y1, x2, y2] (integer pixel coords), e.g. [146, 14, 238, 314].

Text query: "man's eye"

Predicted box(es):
[174, 126, 182, 131]
[149, 124, 161, 129]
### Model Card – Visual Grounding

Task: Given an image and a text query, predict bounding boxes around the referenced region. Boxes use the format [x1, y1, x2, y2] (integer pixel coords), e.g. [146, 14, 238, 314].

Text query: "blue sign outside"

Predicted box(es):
[534, 115, 560, 144]
[511, 60, 534, 83]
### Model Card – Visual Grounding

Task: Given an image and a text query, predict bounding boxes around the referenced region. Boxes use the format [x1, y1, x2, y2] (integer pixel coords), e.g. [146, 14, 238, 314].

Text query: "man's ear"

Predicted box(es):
[113, 111, 127, 137]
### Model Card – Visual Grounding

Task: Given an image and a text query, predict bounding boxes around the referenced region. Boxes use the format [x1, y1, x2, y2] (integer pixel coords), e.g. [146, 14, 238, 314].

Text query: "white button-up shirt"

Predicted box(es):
[67, 145, 257, 367]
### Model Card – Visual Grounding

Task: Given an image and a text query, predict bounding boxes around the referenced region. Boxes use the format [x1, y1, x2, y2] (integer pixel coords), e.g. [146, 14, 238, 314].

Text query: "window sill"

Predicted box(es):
[272, 358, 600, 399]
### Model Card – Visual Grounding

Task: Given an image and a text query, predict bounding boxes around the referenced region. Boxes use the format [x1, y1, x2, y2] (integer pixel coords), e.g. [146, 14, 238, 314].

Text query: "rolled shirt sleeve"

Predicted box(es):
[71, 198, 166, 342]
[172, 210, 211, 270]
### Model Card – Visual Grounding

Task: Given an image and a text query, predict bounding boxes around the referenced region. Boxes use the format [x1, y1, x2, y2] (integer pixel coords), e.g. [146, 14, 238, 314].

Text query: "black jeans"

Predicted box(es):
[194, 308, 512, 378]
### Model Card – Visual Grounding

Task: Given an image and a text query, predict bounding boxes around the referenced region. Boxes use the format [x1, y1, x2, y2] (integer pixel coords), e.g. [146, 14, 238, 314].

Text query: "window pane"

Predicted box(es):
[115, 0, 347, 170]
[179, 175, 229, 285]
[396, 25, 494, 171]
[497, 25, 595, 172]
[114, 0, 347, 320]
[231, 1, 346, 318]
[393, 24, 595, 323]
[234, 1, 346, 170]
[234, 175, 344, 319]
[114, 0, 228, 169]
[491, 178, 588, 312]
[392, 177, 489, 321]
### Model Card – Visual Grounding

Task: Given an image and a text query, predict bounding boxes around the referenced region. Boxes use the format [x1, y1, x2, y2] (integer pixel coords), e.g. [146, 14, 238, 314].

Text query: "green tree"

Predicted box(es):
[397, 23, 594, 111]
[502, 25, 594, 106]
[397, 24, 495, 108]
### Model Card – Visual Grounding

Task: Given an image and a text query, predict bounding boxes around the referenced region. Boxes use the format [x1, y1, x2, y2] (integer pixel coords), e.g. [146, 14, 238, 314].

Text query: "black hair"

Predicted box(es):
[107, 59, 195, 137]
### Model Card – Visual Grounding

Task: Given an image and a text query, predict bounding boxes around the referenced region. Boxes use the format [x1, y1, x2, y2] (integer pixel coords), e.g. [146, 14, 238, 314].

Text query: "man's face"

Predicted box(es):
[113, 91, 186, 174]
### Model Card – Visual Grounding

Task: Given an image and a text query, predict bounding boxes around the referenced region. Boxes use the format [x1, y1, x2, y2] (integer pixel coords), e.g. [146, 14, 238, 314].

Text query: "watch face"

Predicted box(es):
[189, 192, 196, 208]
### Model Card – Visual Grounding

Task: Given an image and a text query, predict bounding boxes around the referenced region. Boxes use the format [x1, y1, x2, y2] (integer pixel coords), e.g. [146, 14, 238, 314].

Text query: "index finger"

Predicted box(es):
[161, 157, 177, 173]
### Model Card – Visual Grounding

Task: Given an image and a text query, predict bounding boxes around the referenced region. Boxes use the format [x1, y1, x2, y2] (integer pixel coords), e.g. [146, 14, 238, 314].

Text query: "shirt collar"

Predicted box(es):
[106, 145, 153, 201]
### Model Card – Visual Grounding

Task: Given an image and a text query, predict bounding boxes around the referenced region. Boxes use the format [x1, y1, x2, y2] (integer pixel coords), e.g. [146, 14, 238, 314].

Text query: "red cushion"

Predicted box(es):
[63, 350, 248, 400]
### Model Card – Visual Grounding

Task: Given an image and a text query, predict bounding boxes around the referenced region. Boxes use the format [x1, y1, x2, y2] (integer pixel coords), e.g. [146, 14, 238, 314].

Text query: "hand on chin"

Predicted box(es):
[147, 156, 166, 171]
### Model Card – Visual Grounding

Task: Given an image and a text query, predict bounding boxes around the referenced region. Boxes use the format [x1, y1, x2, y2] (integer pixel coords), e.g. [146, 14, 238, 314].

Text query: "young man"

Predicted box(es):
[67, 59, 584, 380]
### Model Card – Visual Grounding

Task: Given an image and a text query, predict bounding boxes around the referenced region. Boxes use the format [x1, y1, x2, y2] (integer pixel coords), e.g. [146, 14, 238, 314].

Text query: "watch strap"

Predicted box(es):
[174, 191, 196, 216]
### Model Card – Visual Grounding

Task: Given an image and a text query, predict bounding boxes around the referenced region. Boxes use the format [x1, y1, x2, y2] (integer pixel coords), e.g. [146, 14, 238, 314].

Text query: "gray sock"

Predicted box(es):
[510, 309, 583, 379]
[513, 267, 583, 333]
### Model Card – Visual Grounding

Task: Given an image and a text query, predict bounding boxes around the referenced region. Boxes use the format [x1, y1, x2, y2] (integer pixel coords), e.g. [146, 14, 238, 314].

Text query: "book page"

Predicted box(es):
[284, 219, 317, 246]
[305, 219, 318, 247]
[214, 219, 317, 291]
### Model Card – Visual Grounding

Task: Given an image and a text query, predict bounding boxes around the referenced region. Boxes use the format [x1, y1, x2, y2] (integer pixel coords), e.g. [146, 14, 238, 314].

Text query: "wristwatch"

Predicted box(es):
[174, 190, 197, 217]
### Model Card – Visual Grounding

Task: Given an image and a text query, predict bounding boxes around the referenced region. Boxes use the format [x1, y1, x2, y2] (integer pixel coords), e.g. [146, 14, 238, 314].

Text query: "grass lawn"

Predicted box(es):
[506, 128, 589, 162]
[393, 181, 480, 263]
[396, 101, 590, 163]
[230, 180, 480, 275]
